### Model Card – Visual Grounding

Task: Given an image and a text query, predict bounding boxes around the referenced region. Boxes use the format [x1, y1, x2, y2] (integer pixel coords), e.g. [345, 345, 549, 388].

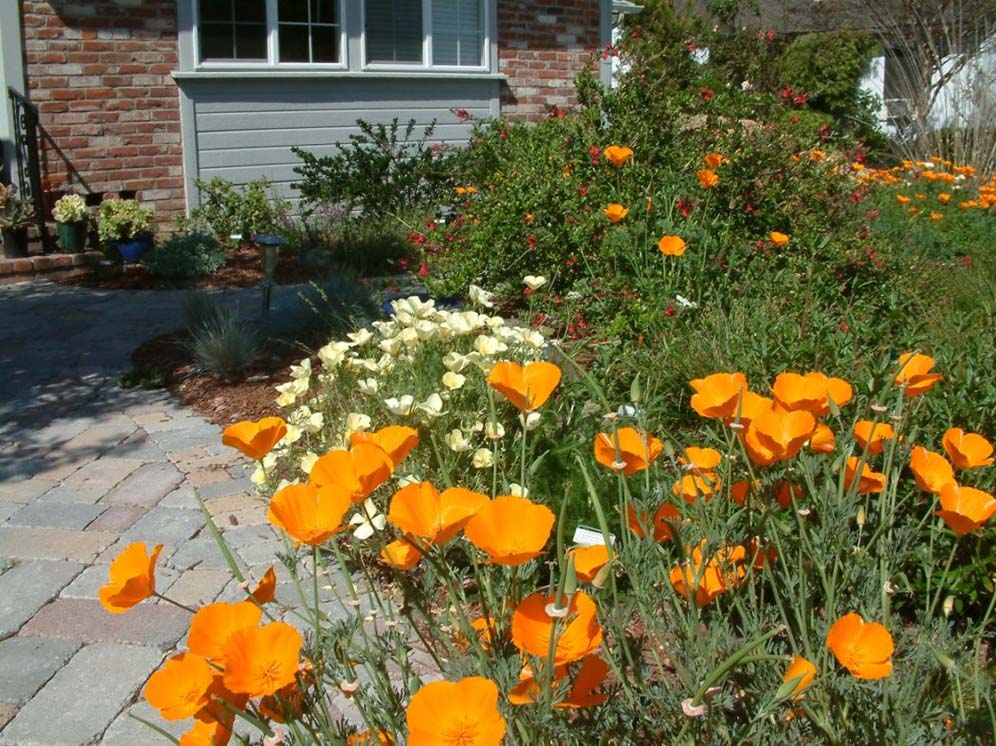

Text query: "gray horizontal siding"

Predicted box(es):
[177, 76, 499, 207]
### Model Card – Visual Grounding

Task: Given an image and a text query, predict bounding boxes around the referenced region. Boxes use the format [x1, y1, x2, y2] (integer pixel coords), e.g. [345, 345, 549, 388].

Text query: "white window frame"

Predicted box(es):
[192, 0, 349, 71]
[361, 0, 490, 73]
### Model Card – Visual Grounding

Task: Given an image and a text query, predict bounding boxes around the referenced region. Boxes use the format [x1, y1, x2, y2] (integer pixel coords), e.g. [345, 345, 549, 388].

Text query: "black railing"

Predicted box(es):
[7, 87, 50, 251]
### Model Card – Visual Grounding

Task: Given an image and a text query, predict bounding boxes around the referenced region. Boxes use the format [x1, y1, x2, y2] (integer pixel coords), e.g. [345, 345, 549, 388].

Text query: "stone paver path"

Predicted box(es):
[0, 281, 297, 745]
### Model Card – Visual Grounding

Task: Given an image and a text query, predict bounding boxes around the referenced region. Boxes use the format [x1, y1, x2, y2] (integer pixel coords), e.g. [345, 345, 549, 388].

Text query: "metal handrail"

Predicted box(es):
[7, 87, 48, 250]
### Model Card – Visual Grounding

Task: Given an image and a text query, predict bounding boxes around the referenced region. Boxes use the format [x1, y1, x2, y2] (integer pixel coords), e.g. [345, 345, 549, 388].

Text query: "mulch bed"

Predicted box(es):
[131, 332, 297, 426]
[57, 243, 316, 290]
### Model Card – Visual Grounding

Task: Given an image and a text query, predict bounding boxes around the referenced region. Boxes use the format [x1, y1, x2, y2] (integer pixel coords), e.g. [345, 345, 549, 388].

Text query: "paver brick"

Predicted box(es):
[0, 503, 23, 524]
[99, 701, 188, 745]
[186, 467, 230, 487]
[158, 484, 198, 509]
[0, 527, 117, 562]
[0, 560, 84, 638]
[0, 704, 15, 731]
[0, 642, 163, 746]
[0, 637, 80, 705]
[20, 598, 188, 648]
[166, 537, 236, 571]
[0, 479, 56, 502]
[4, 502, 105, 530]
[100, 462, 184, 506]
[204, 493, 269, 525]
[159, 567, 232, 607]
[85, 504, 145, 532]
[32, 482, 106, 504]
[195, 476, 255, 500]
[117, 506, 205, 549]
[61, 456, 144, 495]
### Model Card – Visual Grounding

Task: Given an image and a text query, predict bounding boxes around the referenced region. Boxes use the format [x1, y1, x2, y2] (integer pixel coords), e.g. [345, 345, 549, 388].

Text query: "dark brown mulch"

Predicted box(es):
[58, 243, 317, 290]
[131, 332, 298, 426]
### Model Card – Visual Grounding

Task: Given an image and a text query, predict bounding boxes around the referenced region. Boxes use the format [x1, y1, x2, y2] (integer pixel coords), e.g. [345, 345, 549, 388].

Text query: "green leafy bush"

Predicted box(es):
[178, 177, 291, 246]
[141, 232, 226, 279]
[292, 118, 454, 220]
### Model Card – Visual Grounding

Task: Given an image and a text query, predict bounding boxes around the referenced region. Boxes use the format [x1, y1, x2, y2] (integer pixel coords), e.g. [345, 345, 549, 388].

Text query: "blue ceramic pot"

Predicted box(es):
[113, 235, 154, 263]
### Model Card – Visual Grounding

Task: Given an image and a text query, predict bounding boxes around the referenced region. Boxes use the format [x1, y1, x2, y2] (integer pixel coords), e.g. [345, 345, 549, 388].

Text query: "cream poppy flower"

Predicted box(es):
[349, 499, 387, 540]
[472, 448, 495, 468]
[445, 428, 472, 452]
[523, 275, 547, 290]
[442, 372, 466, 390]
[417, 393, 445, 419]
[469, 284, 496, 308]
[384, 395, 415, 415]
[299, 451, 319, 475]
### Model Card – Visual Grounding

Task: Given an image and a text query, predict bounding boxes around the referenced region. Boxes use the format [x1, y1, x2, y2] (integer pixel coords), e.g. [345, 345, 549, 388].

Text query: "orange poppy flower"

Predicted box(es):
[222, 416, 287, 460]
[350, 425, 419, 467]
[222, 621, 302, 698]
[627, 502, 681, 542]
[603, 145, 633, 167]
[259, 677, 309, 723]
[737, 391, 774, 426]
[568, 544, 613, 583]
[782, 656, 817, 699]
[98, 541, 163, 614]
[268, 482, 350, 546]
[942, 428, 995, 469]
[938, 192, 951, 203]
[407, 677, 506, 746]
[772, 372, 853, 416]
[843, 456, 886, 494]
[809, 423, 836, 453]
[775, 481, 803, 509]
[689, 372, 748, 419]
[826, 613, 893, 679]
[309, 443, 394, 503]
[486, 360, 562, 412]
[672, 472, 722, 503]
[935, 483, 996, 535]
[853, 420, 896, 456]
[697, 169, 719, 189]
[729, 480, 752, 507]
[895, 352, 943, 397]
[657, 235, 687, 256]
[593, 427, 664, 475]
[348, 731, 394, 746]
[909, 446, 955, 494]
[380, 538, 424, 571]
[769, 231, 790, 247]
[669, 541, 746, 606]
[250, 566, 276, 604]
[742, 405, 816, 466]
[511, 590, 603, 664]
[703, 152, 725, 169]
[508, 654, 609, 708]
[387, 482, 489, 546]
[144, 652, 216, 721]
[187, 600, 263, 660]
[896, 194, 911, 205]
[464, 495, 556, 565]
[603, 203, 629, 223]
[180, 718, 233, 746]
[678, 446, 721, 472]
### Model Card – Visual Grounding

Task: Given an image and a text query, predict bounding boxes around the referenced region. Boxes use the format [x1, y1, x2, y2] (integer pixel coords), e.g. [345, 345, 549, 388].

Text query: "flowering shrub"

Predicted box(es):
[101, 304, 996, 743]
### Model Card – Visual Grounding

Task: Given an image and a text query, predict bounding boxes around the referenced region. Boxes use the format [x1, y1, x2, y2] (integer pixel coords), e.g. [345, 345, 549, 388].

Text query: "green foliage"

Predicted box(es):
[185, 305, 261, 378]
[97, 199, 153, 243]
[291, 118, 454, 220]
[117, 366, 167, 390]
[0, 183, 34, 230]
[779, 31, 878, 118]
[178, 177, 291, 246]
[141, 232, 226, 279]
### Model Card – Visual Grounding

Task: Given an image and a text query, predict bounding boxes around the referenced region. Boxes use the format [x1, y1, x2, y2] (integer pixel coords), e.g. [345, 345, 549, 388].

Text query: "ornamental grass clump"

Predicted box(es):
[102, 317, 996, 743]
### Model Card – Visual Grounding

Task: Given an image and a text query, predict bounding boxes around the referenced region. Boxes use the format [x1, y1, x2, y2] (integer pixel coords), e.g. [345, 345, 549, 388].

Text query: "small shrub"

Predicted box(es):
[142, 232, 226, 279]
[186, 307, 261, 378]
[178, 177, 291, 246]
[181, 291, 228, 334]
[292, 118, 454, 220]
[97, 199, 152, 243]
[117, 366, 167, 390]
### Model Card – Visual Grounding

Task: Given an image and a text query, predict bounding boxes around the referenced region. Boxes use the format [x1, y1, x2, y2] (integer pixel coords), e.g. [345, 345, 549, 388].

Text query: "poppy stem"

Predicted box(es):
[152, 593, 196, 615]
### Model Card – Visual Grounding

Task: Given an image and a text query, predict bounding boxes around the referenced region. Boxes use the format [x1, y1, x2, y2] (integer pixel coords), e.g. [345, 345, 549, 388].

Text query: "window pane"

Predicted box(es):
[280, 0, 309, 23]
[432, 0, 482, 66]
[366, 0, 422, 63]
[200, 0, 232, 23]
[279, 24, 310, 61]
[313, 26, 339, 62]
[313, 0, 338, 25]
[234, 24, 268, 59]
[200, 22, 234, 59]
[235, 0, 267, 23]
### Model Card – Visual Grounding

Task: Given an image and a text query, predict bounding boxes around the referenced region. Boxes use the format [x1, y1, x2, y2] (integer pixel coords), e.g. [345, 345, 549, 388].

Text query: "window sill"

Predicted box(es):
[173, 69, 507, 81]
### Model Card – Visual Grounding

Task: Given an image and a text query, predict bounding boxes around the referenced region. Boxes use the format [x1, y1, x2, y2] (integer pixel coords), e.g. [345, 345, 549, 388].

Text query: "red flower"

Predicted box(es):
[418, 263, 429, 277]
[700, 87, 714, 101]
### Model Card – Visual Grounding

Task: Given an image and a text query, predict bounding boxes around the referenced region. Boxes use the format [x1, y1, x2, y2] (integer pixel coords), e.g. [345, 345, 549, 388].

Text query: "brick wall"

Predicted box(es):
[497, 0, 602, 122]
[20, 1, 183, 232]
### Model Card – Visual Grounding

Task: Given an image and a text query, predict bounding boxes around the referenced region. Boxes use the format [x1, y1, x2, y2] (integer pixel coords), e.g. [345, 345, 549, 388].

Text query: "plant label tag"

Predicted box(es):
[572, 525, 615, 546]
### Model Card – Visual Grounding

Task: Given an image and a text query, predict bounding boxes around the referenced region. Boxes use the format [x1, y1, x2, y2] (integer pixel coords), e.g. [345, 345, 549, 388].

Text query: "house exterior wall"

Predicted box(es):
[20, 0, 185, 230]
[497, 0, 602, 121]
[17, 1, 603, 223]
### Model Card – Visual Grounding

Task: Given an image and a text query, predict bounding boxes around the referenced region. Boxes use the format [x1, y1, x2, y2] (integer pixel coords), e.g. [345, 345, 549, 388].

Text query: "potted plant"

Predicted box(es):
[52, 193, 88, 253]
[0, 183, 35, 258]
[98, 198, 154, 262]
